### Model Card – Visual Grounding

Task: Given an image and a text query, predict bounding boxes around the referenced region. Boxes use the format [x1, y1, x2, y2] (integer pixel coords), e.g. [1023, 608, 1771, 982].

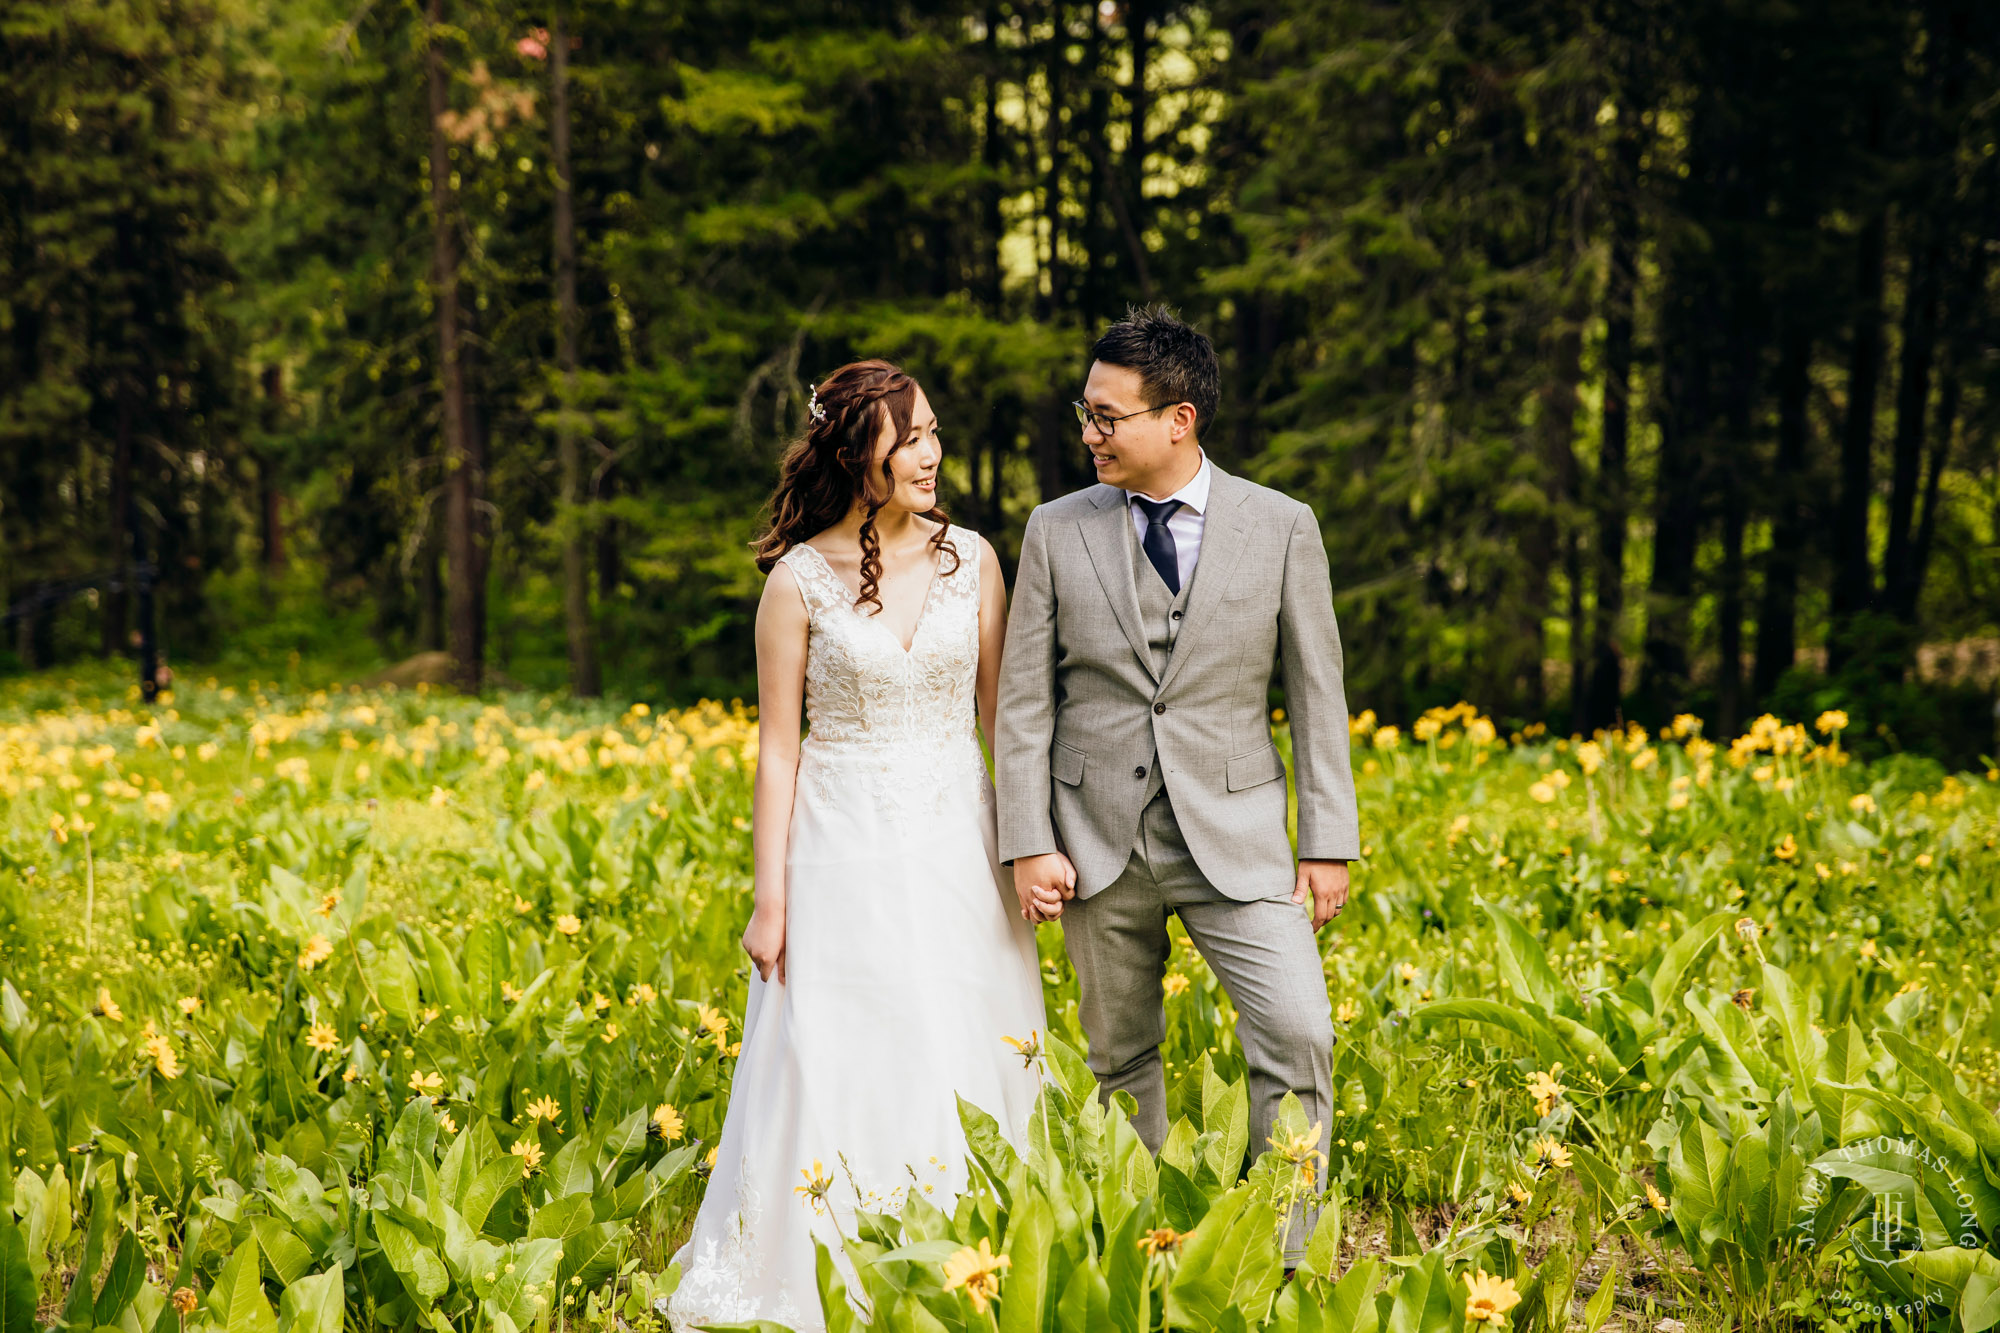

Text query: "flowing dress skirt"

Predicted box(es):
[665, 735, 1047, 1330]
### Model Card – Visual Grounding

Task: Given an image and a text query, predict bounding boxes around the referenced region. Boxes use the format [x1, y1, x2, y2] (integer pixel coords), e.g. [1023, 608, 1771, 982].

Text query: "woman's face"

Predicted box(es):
[869, 384, 942, 515]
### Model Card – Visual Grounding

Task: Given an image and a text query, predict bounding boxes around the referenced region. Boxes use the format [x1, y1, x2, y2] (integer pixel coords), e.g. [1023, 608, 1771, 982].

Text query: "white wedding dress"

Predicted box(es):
[665, 526, 1048, 1331]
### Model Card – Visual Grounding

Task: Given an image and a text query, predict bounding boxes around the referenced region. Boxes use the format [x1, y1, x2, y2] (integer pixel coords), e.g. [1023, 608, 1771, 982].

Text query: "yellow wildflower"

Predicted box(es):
[553, 914, 582, 936]
[139, 1021, 181, 1079]
[1465, 1269, 1522, 1325]
[306, 1022, 340, 1053]
[1528, 781, 1556, 804]
[1646, 1181, 1670, 1212]
[1162, 973, 1190, 997]
[1138, 1227, 1184, 1257]
[407, 1070, 444, 1097]
[171, 1288, 198, 1316]
[1772, 834, 1797, 861]
[600, 1023, 620, 1043]
[652, 1104, 686, 1141]
[523, 1094, 563, 1124]
[297, 934, 334, 971]
[1336, 999, 1359, 1023]
[177, 995, 202, 1017]
[1525, 1065, 1564, 1116]
[940, 1238, 1011, 1313]
[1849, 793, 1877, 814]
[95, 988, 123, 1022]
[316, 889, 341, 917]
[1002, 1030, 1043, 1068]
[1529, 1136, 1572, 1172]
[511, 1139, 544, 1176]
[1815, 710, 1849, 734]
[796, 1160, 834, 1213]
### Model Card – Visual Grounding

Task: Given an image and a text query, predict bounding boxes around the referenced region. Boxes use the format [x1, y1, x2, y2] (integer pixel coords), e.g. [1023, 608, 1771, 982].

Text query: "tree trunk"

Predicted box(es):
[1753, 314, 1810, 700]
[551, 0, 599, 697]
[1583, 100, 1641, 734]
[982, 0, 1004, 310]
[1641, 294, 1704, 716]
[103, 388, 134, 658]
[427, 0, 480, 693]
[258, 365, 287, 574]
[1910, 244, 1984, 614]
[1039, 0, 1066, 317]
[1883, 229, 1939, 622]
[1125, 0, 1150, 233]
[1828, 208, 1887, 666]
[1528, 311, 1583, 719]
[1717, 479, 1746, 736]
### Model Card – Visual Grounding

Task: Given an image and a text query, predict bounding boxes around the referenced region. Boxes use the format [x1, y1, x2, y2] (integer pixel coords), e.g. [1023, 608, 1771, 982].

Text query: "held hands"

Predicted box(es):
[1012, 851, 1077, 924]
[742, 901, 787, 983]
[1293, 859, 1351, 930]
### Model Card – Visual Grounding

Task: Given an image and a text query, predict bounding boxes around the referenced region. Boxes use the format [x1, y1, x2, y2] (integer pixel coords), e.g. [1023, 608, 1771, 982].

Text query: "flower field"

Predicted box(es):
[1, 669, 1998, 1333]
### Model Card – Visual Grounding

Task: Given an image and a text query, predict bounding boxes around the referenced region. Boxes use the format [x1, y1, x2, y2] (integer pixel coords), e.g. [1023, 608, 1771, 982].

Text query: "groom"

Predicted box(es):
[997, 305, 1358, 1246]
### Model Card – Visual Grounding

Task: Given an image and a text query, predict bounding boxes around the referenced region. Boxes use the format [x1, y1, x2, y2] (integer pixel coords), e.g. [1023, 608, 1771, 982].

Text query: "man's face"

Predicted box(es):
[1080, 361, 1197, 495]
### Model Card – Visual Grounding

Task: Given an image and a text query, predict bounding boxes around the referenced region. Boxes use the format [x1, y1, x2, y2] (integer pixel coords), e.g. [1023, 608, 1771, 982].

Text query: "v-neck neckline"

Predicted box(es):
[800, 540, 943, 656]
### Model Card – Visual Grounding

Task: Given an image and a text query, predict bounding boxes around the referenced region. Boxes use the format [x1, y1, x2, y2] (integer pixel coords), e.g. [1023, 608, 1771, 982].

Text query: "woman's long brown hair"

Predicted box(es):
[753, 359, 958, 612]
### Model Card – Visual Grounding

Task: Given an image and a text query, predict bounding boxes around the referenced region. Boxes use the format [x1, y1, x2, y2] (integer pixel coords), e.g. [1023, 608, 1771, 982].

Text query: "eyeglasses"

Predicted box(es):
[1072, 399, 1169, 438]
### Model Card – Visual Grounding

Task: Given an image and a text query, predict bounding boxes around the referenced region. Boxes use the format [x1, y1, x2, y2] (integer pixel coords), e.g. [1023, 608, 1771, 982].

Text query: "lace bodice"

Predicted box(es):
[779, 527, 983, 748]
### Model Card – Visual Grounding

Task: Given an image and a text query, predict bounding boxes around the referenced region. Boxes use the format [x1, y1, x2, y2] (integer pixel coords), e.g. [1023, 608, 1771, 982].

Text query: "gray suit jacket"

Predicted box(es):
[997, 466, 1361, 899]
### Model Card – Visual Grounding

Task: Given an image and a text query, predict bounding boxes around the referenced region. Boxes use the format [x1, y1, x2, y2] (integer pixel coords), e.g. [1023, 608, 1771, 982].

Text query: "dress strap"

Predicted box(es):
[777, 544, 848, 621]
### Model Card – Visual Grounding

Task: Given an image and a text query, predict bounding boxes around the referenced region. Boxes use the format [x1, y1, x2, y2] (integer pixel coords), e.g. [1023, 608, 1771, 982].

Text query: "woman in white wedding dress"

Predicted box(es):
[665, 360, 1050, 1331]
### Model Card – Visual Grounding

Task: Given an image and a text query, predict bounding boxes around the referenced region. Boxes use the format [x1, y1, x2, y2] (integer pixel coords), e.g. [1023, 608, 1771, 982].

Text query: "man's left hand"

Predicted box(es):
[1292, 859, 1350, 930]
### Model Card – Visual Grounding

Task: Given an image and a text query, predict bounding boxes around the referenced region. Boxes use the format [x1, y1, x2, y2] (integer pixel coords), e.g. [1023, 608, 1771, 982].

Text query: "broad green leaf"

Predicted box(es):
[1647, 911, 1733, 1017]
[0, 1221, 38, 1333]
[375, 1217, 449, 1305]
[1761, 962, 1824, 1092]
[276, 1271, 342, 1333]
[1157, 1161, 1210, 1232]
[251, 1218, 312, 1287]
[995, 1188, 1052, 1333]
[1411, 1000, 1562, 1064]
[1879, 1031, 2000, 1161]
[367, 940, 421, 1027]
[1481, 901, 1563, 1013]
[460, 1156, 524, 1234]
[216, 1241, 280, 1333]
[94, 1230, 147, 1325]
[1583, 1261, 1618, 1333]
[422, 929, 470, 1017]
[526, 1194, 592, 1241]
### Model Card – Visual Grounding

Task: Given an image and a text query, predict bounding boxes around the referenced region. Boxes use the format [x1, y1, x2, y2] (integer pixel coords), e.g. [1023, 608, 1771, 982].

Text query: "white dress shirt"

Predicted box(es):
[1125, 451, 1211, 592]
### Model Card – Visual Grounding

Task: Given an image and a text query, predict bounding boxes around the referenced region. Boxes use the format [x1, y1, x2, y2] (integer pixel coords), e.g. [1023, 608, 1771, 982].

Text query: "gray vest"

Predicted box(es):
[1130, 514, 1193, 803]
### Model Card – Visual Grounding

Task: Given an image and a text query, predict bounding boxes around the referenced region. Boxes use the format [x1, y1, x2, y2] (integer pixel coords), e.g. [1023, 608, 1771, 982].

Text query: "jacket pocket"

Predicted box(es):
[1051, 739, 1086, 787]
[1225, 743, 1286, 792]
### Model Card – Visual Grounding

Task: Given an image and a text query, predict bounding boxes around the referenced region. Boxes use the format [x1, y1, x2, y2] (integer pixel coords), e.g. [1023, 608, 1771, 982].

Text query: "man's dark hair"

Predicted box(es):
[1089, 303, 1219, 440]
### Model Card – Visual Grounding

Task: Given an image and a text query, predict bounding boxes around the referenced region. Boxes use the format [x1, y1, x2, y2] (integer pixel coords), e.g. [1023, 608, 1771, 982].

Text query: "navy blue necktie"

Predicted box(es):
[1134, 497, 1183, 594]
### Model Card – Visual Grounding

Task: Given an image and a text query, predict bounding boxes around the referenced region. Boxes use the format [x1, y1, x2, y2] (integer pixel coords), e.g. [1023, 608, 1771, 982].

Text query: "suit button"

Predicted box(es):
[1172, 610, 1184, 620]
[1153, 703, 1166, 715]
[1133, 766, 1148, 780]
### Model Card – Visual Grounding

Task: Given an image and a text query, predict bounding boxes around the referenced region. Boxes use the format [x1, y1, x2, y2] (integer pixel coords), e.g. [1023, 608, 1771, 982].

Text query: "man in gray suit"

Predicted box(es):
[996, 306, 1359, 1256]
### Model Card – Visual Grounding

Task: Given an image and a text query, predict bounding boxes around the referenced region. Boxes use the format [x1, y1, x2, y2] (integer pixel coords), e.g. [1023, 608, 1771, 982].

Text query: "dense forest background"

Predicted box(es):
[4, 0, 1999, 755]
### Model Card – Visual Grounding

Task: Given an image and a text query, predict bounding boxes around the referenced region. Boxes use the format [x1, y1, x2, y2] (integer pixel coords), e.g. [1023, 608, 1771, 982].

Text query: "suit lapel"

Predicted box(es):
[1077, 486, 1158, 683]
[1158, 467, 1252, 695]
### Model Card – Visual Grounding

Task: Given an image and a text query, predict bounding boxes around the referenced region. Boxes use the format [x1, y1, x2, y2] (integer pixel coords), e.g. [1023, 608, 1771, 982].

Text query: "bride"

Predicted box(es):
[665, 360, 1051, 1330]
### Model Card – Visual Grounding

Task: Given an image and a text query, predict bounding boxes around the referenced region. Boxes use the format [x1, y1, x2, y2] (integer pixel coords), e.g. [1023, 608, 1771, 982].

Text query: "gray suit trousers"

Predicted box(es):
[1062, 787, 1334, 1258]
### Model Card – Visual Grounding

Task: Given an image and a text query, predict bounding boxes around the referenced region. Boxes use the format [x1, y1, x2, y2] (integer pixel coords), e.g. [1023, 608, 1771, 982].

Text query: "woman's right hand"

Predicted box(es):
[742, 902, 787, 984]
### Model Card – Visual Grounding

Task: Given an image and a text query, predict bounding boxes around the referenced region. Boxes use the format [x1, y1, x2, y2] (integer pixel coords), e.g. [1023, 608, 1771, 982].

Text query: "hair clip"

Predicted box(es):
[808, 384, 828, 423]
